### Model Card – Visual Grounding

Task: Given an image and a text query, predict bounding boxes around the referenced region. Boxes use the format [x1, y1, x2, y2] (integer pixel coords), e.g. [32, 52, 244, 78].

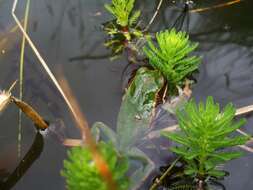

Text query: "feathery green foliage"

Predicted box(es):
[61, 142, 129, 190]
[143, 29, 201, 93]
[105, 0, 140, 27]
[162, 96, 249, 180]
[103, 0, 143, 60]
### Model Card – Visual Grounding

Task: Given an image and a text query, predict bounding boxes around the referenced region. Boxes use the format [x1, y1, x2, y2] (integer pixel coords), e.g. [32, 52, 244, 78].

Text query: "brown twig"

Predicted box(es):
[143, 0, 164, 32]
[58, 76, 117, 190]
[12, 0, 117, 188]
[190, 0, 242, 13]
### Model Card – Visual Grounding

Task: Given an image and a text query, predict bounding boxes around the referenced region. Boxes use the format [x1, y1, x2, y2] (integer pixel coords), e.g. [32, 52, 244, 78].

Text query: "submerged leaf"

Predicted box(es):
[117, 67, 164, 151]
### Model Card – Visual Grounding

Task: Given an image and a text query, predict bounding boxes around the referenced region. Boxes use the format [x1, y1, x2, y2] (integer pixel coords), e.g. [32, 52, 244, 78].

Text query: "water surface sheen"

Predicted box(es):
[0, 0, 252, 189]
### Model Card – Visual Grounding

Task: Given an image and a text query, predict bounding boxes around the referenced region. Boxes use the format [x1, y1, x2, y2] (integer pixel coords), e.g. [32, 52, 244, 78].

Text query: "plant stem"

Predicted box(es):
[149, 157, 180, 190]
[18, 0, 30, 159]
[190, 0, 242, 13]
[143, 0, 164, 32]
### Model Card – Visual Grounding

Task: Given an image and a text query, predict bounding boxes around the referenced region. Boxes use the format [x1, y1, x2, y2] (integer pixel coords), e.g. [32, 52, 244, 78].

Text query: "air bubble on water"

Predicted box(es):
[224, 24, 231, 31]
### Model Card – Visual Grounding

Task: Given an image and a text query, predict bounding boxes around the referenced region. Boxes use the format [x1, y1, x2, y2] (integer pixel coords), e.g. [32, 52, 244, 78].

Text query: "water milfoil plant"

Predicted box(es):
[144, 29, 201, 94]
[104, 0, 143, 59]
[105, 0, 141, 28]
[162, 96, 250, 189]
[62, 142, 129, 190]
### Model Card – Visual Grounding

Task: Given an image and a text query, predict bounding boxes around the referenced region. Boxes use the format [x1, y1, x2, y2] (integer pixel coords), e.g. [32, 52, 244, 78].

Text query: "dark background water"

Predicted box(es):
[0, 0, 253, 189]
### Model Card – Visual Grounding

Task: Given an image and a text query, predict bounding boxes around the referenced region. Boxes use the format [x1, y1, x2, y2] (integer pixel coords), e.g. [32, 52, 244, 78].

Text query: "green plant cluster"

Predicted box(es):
[105, 0, 140, 27]
[61, 142, 129, 190]
[162, 96, 249, 180]
[143, 29, 201, 93]
[103, 0, 143, 60]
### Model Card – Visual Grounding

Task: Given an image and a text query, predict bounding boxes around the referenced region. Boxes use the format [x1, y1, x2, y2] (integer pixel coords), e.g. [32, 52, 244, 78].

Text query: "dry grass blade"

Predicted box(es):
[190, 0, 242, 13]
[58, 76, 117, 190]
[143, 0, 164, 32]
[12, 0, 118, 188]
[11, 0, 76, 121]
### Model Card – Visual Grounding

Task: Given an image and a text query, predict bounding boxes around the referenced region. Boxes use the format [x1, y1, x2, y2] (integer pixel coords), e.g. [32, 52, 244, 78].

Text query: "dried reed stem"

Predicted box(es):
[190, 0, 242, 13]
[143, 0, 164, 32]
[11, 0, 76, 121]
[12, 1, 117, 188]
[58, 76, 117, 190]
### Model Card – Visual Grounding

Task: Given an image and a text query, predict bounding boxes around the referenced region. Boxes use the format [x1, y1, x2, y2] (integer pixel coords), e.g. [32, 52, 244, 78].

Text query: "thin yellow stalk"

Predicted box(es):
[18, 0, 30, 159]
[12, 0, 77, 124]
[12, 1, 117, 188]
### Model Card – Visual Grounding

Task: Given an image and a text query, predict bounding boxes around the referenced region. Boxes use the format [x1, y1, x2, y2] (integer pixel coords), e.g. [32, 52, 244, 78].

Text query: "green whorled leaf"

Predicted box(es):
[117, 67, 164, 151]
[164, 96, 249, 179]
[210, 104, 235, 130]
[105, 0, 139, 27]
[184, 162, 198, 176]
[207, 169, 226, 178]
[211, 119, 246, 138]
[61, 141, 129, 190]
[209, 151, 244, 161]
[210, 136, 249, 150]
[169, 147, 199, 160]
[129, 10, 141, 27]
[143, 29, 201, 93]
[162, 132, 191, 147]
[204, 159, 221, 171]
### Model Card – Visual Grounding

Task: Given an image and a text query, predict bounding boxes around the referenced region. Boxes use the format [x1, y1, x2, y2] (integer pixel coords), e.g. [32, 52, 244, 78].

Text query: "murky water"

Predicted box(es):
[0, 0, 253, 189]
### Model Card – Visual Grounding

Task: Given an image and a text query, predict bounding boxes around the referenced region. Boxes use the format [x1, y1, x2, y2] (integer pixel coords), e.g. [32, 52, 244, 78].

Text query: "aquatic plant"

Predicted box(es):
[61, 142, 129, 190]
[103, 0, 143, 60]
[143, 29, 201, 93]
[162, 96, 249, 187]
[61, 67, 164, 190]
[105, 0, 140, 27]
[92, 67, 164, 189]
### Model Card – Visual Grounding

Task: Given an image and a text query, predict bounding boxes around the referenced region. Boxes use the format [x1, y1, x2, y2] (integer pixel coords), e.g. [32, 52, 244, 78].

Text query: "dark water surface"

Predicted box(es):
[0, 0, 253, 189]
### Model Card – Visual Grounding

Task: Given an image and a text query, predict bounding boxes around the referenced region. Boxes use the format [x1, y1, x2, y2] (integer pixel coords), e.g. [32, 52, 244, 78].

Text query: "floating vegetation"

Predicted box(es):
[90, 67, 164, 189]
[0, 0, 252, 190]
[62, 142, 129, 190]
[160, 97, 250, 189]
[103, 0, 143, 60]
[143, 29, 201, 94]
[104, 0, 140, 28]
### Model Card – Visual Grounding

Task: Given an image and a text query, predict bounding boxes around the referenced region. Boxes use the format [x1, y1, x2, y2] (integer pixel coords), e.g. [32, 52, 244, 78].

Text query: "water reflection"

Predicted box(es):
[0, 132, 44, 190]
[0, 0, 252, 189]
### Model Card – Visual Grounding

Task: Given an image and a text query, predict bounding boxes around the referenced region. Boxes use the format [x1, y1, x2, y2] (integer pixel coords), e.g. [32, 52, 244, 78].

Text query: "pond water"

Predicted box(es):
[0, 0, 253, 189]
